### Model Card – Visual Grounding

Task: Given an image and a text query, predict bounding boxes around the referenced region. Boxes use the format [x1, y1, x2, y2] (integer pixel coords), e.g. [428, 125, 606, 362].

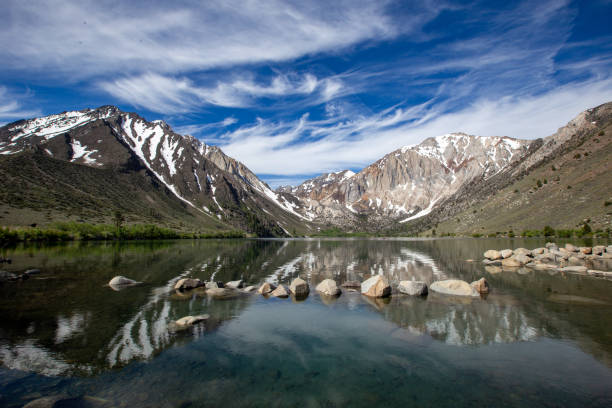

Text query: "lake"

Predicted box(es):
[1, 238, 611, 407]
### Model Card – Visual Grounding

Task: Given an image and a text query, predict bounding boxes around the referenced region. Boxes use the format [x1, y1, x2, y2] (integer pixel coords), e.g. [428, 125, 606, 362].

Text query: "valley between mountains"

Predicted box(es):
[1, 102, 610, 237]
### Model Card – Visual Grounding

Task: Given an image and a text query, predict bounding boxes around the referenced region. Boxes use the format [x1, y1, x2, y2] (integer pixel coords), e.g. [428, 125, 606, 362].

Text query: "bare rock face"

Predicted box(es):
[430, 279, 479, 297]
[470, 278, 490, 294]
[282, 133, 531, 229]
[397, 281, 428, 296]
[484, 250, 502, 260]
[289, 277, 309, 296]
[174, 278, 204, 291]
[315, 279, 341, 296]
[361, 276, 391, 298]
[257, 282, 276, 294]
[270, 285, 289, 298]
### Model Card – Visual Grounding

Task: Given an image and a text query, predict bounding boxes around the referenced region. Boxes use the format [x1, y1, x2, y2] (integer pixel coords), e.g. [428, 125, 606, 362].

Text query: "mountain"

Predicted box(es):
[281, 102, 611, 234]
[0, 106, 313, 236]
[426, 102, 612, 235]
[282, 133, 531, 229]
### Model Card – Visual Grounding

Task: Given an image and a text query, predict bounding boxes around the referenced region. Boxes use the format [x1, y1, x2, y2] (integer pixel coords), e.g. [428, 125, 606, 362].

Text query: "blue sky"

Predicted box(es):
[1, 0, 611, 187]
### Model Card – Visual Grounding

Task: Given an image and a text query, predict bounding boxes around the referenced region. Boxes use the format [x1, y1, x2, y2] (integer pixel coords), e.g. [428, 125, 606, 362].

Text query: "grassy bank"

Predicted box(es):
[0, 222, 244, 243]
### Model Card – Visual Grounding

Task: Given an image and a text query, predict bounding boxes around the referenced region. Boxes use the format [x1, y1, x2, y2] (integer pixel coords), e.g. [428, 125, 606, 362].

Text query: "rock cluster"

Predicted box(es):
[482, 243, 612, 275]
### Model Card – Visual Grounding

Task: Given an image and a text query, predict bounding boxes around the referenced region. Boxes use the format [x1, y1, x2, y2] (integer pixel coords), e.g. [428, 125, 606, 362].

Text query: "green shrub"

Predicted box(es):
[543, 225, 555, 236]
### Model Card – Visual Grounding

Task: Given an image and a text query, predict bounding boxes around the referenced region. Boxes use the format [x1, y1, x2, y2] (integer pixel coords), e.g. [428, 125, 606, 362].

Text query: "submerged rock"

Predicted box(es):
[560, 266, 587, 273]
[257, 282, 276, 294]
[289, 277, 309, 296]
[588, 270, 612, 278]
[174, 278, 204, 291]
[315, 279, 341, 296]
[0, 271, 18, 282]
[470, 278, 489, 294]
[109, 275, 140, 288]
[430, 279, 479, 297]
[207, 287, 239, 299]
[270, 285, 289, 298]
[361, 275, 391, 298]
[175, 314, 209, 327]
[397, 281, 428, 296]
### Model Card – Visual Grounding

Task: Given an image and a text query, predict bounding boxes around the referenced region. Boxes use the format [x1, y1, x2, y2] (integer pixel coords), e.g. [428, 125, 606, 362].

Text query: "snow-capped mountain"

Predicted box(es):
[0, 106, 311, 236]
[282, 133, 532, 227]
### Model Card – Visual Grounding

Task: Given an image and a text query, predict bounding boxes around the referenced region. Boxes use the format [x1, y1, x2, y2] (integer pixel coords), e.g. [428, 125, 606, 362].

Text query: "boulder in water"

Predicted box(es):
[289, 277, 309, 296]
[361, 275, 391, 298]
[500, 249, 513, 258]
[257, 282, 276, 294]
[174, 278, 204, 291]
[315, 279, 341, 296]
[484, 250, 502, 260]
[226, 280, 244, 289]
[109, 276, 140, 288]
[270, 285, 289, 298]
[398, 281, 428, 296]
[430, 279, 479, 297]
[470, 278, 489, 294]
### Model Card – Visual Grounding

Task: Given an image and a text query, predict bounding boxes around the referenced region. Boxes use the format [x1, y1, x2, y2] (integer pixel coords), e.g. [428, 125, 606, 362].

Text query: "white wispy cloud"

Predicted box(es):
[0, 0, 400, 78]
[210, 79, 612, 179]
[100, 72, 346, 113]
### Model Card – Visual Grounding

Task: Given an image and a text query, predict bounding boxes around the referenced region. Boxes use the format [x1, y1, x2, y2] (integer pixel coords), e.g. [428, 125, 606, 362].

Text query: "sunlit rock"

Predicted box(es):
[289, 277, 309, 296]
[430, 279, 479, 297]
[174, 278, 204, 291]
[315, 279, 341, 296]
[270, 284, 289, 298]
[361, 275, 391, 298]
[398, 280, 427, 296]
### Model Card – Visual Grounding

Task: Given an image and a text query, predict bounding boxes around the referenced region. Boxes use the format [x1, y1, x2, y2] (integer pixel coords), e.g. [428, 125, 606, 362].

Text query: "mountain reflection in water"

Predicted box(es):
[0, 238, 611, 378]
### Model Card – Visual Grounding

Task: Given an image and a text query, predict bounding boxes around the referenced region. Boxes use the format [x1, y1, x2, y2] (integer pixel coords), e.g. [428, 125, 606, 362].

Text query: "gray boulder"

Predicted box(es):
[500, 249, 513, 259]
[207, 287, 240, 299]
[315, 279, 341, 296]
[397, 281, 428, 296]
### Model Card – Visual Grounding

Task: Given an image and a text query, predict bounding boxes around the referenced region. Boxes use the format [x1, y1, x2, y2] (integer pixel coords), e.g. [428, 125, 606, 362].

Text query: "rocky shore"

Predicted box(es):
[482, 243, 612, 277]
